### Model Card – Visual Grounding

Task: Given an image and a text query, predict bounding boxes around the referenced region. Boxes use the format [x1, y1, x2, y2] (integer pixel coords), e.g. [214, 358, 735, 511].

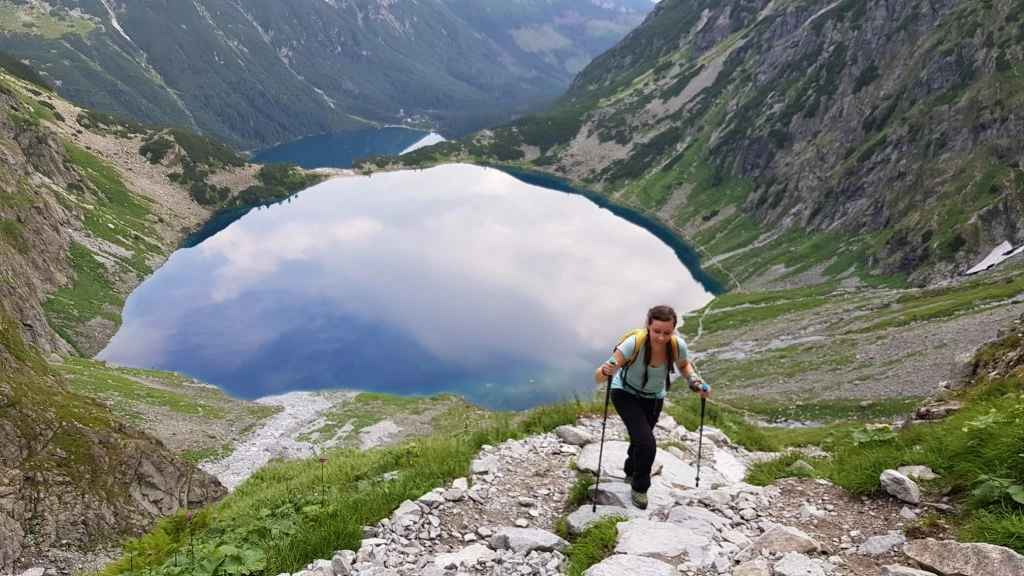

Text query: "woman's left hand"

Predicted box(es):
[689, 376, 710, 399]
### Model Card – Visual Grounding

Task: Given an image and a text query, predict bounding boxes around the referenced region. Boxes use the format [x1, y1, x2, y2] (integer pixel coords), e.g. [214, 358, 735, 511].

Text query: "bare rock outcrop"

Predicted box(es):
[0, 393, 226, 570]
[0, 511, 24, 574]
[904, 538, 1024, 576]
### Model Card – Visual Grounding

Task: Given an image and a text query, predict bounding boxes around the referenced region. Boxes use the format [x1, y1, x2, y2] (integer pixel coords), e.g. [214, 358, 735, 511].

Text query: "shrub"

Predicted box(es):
[139, 137, 175, 164]
[853, 63, 880, 93]
[167, 128, 244, 167]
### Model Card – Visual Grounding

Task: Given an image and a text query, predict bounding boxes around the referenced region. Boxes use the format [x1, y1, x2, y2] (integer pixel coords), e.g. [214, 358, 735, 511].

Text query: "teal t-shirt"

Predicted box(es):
[610, 334, 689, 399]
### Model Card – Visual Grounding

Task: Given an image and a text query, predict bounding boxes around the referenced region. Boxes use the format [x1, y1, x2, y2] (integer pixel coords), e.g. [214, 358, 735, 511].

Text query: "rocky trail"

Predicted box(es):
[275, 413, 1021, 576]
[200, 391, 355, 491]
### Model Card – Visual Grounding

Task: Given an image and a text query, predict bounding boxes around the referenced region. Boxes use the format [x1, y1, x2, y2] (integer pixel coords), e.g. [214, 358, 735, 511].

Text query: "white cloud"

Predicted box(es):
[101, 164, 713, 384]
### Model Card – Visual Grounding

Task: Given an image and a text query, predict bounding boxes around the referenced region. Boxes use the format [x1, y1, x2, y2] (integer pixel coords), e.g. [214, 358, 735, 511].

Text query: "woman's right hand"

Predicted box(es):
[600, 361, 617, 377]
[594, 351, 625, 384]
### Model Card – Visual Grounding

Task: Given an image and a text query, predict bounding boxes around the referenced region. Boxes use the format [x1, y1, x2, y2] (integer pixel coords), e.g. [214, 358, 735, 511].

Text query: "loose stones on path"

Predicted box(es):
[275, 413, 1016, 576]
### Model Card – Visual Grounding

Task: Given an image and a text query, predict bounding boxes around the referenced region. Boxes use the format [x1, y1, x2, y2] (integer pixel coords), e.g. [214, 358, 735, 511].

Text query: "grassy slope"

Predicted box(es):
[56, 358, 280, 463]
[100, 401, 595, 576]
[676, 262, 1024, 403]
[297, 392, 490, 448]
[15, 92, 171, 354]
[746, 373, 1024, 553]
[674, 270, 1024, 553]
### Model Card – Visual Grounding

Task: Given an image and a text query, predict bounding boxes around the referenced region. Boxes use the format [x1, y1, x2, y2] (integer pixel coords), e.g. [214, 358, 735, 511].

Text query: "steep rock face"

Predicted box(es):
[0, 342, 227, 573]
[0, 511, 23, 575]
[0, 94, 78, 354]
[0, 83, 226, 571]
[418, 0, 1024, 286]
[711, 0, 1023, 283]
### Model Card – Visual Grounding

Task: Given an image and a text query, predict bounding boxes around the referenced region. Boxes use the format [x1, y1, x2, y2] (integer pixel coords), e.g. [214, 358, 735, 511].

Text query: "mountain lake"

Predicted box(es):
[99, 163, 717, 410]
[250, 127, 443, 169]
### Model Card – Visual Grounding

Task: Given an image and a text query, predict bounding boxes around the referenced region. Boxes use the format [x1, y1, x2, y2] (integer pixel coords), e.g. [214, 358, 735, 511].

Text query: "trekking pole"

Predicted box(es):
[694, 385, 708, 487]
[592, 359, 615, 512]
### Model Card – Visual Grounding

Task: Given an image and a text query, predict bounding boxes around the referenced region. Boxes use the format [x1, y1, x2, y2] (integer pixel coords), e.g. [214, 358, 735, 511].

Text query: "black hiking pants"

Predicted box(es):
[611, 388, 663, 493]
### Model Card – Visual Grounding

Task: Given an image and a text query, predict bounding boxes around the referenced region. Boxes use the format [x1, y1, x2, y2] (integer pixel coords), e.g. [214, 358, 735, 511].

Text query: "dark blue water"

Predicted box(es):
[250, 127, 436, 169]
[99, 164, 714, 410]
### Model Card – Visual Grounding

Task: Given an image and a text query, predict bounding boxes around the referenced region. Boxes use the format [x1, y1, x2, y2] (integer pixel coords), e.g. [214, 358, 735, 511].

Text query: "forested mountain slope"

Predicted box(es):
[0, 0, 653, 148]
[380, 0, 1024, 288]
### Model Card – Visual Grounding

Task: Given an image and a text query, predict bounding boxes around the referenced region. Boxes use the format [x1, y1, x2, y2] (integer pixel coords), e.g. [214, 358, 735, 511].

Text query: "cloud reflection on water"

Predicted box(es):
[99, 164, 713, 409]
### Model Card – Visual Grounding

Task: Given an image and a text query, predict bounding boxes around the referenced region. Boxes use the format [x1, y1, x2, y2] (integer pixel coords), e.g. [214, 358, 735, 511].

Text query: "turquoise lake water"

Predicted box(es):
[99, 164, 716, 410]
[250, 127, 438, 169]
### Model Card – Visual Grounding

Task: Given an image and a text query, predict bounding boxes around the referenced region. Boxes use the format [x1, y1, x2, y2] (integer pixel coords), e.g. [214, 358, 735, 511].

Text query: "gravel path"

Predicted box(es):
[201, 391, 352, 490]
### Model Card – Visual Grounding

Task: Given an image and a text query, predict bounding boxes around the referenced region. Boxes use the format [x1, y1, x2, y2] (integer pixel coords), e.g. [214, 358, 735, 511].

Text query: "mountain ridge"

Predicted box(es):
[369, 0, 1024, 288]
[0, 0, 655, 149]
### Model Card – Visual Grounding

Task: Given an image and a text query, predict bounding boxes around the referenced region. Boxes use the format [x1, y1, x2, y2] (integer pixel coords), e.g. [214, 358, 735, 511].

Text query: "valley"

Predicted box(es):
[2, 0, 1024, 575]
[0, 0, 655, 149]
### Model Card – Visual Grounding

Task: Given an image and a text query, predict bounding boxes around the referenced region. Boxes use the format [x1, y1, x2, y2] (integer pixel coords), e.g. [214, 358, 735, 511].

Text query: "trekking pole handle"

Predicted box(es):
[603, 358, 617, 378]
[701, 383, 709, 391]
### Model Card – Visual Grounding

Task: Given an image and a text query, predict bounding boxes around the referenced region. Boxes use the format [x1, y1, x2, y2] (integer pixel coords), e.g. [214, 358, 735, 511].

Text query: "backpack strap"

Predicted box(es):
[616, 328, 646, 368]
[666, 335, 679, 392]
[615, 330, 680, 394]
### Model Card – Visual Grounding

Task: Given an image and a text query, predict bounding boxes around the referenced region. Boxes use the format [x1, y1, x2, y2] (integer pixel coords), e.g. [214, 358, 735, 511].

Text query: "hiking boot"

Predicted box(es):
[631, 489, 648, 509]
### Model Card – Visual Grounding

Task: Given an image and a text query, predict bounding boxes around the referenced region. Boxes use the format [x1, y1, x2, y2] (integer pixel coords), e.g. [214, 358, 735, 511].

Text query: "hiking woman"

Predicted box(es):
[593, 305, 710, 509]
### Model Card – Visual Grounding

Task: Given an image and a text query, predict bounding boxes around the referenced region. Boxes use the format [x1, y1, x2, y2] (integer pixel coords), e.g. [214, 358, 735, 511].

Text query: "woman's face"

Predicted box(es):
[648, 319, 675, 346]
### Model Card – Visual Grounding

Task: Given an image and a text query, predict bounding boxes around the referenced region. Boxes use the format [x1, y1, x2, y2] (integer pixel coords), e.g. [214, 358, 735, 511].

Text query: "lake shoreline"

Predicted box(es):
[99, 164, 713, 413]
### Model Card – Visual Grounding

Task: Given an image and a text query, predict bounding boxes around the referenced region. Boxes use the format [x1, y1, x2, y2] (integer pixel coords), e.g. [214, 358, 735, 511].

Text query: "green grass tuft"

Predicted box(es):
[57, 357, 228, 419]
[744, 377, 1024, 553]
[563, 515, 627, 576]
[958, 507, 1024, 550]
[568, 474, 596, 507]
[746, 453, 820, 486]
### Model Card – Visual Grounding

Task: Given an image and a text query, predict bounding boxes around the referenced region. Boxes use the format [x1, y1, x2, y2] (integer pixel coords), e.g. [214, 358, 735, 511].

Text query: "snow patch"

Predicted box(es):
[401, 132, 446, 155]
[966, 241, 1024, 275]
[802, 0, 842, 29]
[100, 0, 133, 44]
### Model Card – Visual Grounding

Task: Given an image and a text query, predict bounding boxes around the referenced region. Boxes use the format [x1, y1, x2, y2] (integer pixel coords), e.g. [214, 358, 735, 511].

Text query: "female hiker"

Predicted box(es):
[593, 305, 710, 509]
